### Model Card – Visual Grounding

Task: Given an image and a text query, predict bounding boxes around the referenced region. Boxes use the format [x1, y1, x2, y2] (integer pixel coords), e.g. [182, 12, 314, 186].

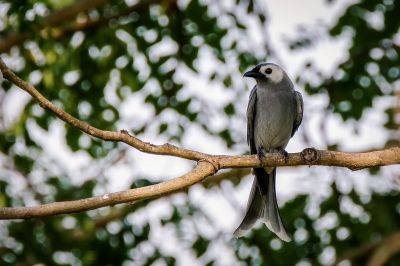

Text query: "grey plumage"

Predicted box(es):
[234, 63, 303, 242]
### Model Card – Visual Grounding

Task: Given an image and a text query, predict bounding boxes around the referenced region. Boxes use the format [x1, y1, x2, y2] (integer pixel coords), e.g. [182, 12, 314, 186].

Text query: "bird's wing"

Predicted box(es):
[247, 86, 257, 154]
[291, 91, 303, 137]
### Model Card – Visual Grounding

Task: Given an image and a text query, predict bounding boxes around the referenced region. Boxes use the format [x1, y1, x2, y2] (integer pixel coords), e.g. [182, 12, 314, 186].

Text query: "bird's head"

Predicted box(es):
[243, 63, 285, 84]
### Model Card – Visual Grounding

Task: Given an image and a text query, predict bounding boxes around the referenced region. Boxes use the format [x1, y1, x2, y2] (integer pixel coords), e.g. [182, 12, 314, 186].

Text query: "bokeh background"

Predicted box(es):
[0, 0, 400, 265]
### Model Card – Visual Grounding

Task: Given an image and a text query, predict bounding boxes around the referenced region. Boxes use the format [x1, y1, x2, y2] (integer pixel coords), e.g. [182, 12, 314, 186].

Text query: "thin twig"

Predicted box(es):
[367, 232, 400, 266]
[335, 231, 400, 266]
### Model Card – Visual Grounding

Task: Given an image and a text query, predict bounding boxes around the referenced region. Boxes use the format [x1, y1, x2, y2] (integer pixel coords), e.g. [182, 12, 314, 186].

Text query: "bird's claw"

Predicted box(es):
[267, 148, 289, 163]
[277, 149, 289, 163]
[257, 148, 268, 168]
[256, 147, 289, 168]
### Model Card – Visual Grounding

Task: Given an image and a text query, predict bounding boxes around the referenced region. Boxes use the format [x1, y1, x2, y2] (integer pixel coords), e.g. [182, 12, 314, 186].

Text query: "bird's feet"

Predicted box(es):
[276, 148, 289, 163]
[257, 147, 268, 167]
[257, 147, 289, 173]
[257, 147, 289, 166]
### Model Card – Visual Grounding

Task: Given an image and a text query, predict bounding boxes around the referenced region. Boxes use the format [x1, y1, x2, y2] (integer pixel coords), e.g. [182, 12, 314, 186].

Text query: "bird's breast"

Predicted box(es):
[254, 89, 296, 150]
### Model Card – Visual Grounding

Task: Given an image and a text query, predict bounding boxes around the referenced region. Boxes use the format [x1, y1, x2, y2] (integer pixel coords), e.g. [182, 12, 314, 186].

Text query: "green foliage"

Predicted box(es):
[300, 0, 400, 122]
[237, 186, 400, 265]
[0, 0, 399, 265]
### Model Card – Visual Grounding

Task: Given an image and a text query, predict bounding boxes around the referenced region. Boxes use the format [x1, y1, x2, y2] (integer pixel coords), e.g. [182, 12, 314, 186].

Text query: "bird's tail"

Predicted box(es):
[233, 168, 291, 242]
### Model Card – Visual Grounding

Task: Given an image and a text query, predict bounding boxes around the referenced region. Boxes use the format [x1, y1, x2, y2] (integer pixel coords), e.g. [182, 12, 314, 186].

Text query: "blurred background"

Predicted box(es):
[0, 0, 399, 265]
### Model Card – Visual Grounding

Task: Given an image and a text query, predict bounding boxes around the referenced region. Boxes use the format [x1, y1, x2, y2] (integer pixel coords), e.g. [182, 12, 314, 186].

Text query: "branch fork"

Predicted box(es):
[0, 57, 399, 219]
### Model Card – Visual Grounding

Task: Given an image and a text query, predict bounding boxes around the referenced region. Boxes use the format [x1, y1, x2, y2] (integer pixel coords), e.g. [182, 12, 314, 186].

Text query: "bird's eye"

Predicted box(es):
[265, 68, 272, 74]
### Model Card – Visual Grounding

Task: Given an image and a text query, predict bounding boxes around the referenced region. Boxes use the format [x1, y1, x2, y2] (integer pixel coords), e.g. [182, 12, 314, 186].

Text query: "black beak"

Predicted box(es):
[243, 68, 263, 79]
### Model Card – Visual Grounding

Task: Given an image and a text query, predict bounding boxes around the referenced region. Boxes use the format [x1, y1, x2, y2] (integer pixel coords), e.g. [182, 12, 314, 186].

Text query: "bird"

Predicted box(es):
[233, 63, 303, 242]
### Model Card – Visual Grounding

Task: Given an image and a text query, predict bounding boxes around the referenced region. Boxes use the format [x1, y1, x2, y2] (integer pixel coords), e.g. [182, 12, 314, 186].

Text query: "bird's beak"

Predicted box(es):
[243, 69, 263, 79]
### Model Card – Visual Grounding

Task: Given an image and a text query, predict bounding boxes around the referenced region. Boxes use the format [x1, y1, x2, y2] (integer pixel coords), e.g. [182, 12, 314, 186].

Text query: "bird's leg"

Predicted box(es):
[256, 147, 275, 174]
[274, 148, 289, 163]
[257, 147, 268, 168]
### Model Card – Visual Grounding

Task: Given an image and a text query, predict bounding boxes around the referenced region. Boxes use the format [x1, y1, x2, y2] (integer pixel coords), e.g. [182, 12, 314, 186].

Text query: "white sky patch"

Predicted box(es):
[183, 123, 243, 156]
[118, 91, 155, 130]
[148, 36, 178, 62]
[26, 119, 92, 182]
[267, 0, 357, 76]
[103, 163, 134, 192]
[128, 149, 193, 182]
[2, 86, 31, 128]
[176, 49, 237, 107]
[267, 0, 357, 33]
[191, 184, 239, 230]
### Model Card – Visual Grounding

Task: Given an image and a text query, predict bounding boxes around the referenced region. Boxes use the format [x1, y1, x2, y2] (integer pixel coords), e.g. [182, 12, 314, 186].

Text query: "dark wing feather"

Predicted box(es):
[291, 91, 303, 137]
[247, 86, 257, 154]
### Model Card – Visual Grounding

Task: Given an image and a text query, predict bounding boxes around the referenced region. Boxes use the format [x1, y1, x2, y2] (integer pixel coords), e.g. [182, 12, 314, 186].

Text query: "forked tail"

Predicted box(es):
[233, 168, 291, 242]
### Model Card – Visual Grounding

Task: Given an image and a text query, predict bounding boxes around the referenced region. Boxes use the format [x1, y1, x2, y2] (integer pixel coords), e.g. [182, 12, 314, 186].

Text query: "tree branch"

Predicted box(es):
[0, 0, 164, 53]
[0, 161, 216, 219]
[0, 0, 109, 53]
[367, 232, 400, 266]
[335, 241, 378, 264]
[335, 231, 400, 265]
[0, 57, 400, 219]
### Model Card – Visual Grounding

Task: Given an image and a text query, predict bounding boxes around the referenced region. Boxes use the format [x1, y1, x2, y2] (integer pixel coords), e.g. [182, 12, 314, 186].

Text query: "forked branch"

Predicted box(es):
[0, 57, 399, 219]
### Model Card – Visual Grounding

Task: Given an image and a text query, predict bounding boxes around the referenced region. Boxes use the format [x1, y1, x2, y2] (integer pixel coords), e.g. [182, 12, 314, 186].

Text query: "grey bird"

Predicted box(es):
[234, 63, 303, 242]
